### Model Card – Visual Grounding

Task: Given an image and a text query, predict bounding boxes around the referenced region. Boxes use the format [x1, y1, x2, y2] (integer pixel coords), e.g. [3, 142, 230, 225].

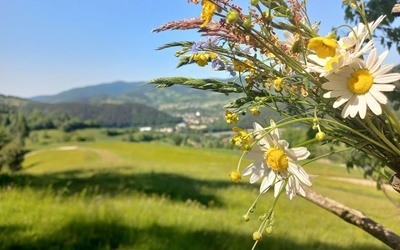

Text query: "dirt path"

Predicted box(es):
[326, 176, 394, 191]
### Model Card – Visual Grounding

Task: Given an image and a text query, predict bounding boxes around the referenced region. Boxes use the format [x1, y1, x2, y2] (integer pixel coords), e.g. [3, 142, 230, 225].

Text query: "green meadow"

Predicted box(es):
[0, 138, 399, 249]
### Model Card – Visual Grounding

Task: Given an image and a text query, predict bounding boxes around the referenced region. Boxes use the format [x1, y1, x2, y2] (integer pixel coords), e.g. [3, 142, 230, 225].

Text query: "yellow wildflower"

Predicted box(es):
[273, 77, 283, 92]
[232, 127, 252, 151]
[232, 59, 253, 72]
[308, 37, 338, 59]
[232, 59, 246, 72]
[225, 110, 239, 124]
[205, 51, 217, 60]
[200, 0, 216, 28]
[250, 107, 260, 116]
[193, 53, 208, 67]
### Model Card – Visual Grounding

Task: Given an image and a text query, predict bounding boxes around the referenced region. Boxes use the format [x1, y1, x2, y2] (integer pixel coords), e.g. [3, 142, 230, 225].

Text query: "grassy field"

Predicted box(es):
[0, 140, 399, 249]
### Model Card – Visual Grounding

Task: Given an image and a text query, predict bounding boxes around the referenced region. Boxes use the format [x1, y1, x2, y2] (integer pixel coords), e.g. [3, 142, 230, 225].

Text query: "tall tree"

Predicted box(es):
[0, 105, 29, 171]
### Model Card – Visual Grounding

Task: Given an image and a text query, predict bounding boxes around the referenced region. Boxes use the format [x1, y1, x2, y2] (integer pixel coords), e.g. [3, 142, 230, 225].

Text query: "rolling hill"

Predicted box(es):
[29, 80, 241, 120]
[30, 81, 143, 104]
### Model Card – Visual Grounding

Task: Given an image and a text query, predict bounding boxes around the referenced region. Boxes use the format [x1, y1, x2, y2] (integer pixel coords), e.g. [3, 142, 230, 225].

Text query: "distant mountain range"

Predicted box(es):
[29, 80, 239, 117]
[30, 81, 147, 104]
[0, 80, 242, 129]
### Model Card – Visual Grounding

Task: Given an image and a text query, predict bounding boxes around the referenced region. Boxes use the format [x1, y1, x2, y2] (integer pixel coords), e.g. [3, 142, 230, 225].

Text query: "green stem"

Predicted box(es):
[382, 104, 400, 134]
[319, 118, 394, 154]
[301, 147, 352, 166]
[365, 116, 400, 156]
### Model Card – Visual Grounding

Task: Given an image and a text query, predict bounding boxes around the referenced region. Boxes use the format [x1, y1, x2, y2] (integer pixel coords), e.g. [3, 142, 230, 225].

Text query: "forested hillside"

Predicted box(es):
[20, 102, 182, 131]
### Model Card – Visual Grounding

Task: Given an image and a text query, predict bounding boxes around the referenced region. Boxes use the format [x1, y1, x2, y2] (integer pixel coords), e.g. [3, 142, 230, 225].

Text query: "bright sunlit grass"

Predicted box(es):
[0, 141, 398, 249]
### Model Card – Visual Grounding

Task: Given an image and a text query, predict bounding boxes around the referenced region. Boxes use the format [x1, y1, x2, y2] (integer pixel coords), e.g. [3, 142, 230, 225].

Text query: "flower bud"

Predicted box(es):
[243, 144, 252, 151]
[250, 0, 259, 6]
[250, 107, 260, 116]
[316, 131, 326, 141]
[229, 171, 241, 183]
[265, 226, 273, 235]
[243, 17, 252, 29]
[252, 231, 262, 241]
[242, 214, 250, 222]
[226, 10, 239, 24]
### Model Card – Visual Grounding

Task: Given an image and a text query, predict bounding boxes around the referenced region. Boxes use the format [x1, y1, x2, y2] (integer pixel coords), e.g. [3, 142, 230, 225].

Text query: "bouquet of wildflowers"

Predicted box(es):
[151, 0, 400, 248]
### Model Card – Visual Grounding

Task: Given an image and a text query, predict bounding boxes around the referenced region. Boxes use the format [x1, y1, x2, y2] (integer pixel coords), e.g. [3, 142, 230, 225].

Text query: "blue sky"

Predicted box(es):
[1, 0, 398, 98]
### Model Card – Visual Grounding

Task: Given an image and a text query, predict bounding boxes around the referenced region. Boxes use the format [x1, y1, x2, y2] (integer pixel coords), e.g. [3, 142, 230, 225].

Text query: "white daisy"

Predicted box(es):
[322, 48, 400, 119]
[339, 15, 385, 49]
[242, 120, 312, 199]
[279, 31, 306, 64]
[281, 31, 296, 47]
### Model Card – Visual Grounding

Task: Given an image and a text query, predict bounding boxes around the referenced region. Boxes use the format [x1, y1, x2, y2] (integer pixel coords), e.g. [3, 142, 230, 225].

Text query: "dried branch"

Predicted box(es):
[303, 189, 400, 250]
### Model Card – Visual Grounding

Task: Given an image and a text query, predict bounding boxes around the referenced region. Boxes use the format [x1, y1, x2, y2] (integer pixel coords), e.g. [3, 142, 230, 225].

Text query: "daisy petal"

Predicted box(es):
[322, 81, 348, 90]
[269, 120, 280, 142]
[326, 89, 351, 98]
[341, 99, 353, 118]
[326, 73, 349, 83]
[286, 147, 310, 161]
[366, 48, 377, 69]
[332, 92, 353, 108]
[274, 181, 284, 198]
[242, 161, 260, 176]
[358, 95, 367, 119]
[288, 162, 312, 186]
[371, 84, 396, 92]
[260, 169, 274, 193]
[373, 64, 393, 76]
[296, 180, 306, 197]
[369, 87, 388, 104]
[365, 92, 382, 115]
[374, 73, 400, 84]
[250, 170, 265, 184]
[349, 95, 362, 118]
[370, 50, 388, 73]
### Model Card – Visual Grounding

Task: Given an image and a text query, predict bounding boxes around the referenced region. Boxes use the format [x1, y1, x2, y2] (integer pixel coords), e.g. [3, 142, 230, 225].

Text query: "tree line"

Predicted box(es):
[20, 102, 183, 131]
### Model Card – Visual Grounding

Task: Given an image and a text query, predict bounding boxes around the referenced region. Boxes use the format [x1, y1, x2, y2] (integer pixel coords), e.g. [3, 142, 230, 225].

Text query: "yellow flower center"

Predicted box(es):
[347, 69, 374, 94]
[266, 147, 289, 172]
[325, 55, 342, 71]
